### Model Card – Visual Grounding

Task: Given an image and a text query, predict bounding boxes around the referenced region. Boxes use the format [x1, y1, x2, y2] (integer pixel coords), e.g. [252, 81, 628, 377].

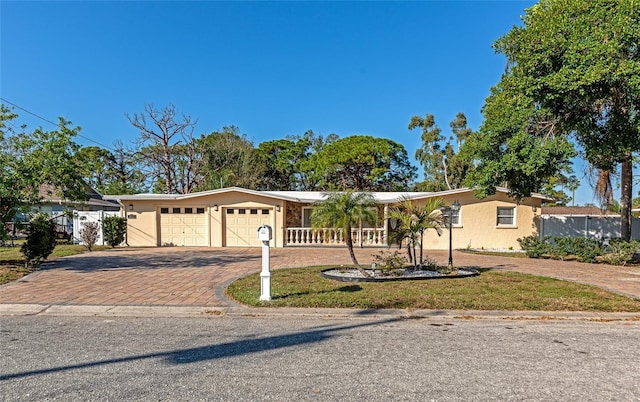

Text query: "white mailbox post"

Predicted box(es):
[257, 225, 272, 301]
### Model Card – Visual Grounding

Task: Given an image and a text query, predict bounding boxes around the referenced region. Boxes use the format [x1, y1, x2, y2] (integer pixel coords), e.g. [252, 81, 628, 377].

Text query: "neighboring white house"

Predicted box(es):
[34, 184, 120, 240]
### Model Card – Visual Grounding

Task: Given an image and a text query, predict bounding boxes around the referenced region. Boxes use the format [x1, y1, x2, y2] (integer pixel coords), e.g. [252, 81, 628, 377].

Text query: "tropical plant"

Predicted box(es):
[387, 197, 445, 269]
[310, 191, 377, 276]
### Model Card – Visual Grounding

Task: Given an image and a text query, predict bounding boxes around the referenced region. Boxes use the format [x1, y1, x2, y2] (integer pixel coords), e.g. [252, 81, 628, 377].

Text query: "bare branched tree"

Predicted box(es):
[127, 104, 203, 194]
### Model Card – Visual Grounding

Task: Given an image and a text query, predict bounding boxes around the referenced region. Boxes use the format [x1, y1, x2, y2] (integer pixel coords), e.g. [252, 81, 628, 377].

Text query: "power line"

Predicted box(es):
[0, 97, 115, 151]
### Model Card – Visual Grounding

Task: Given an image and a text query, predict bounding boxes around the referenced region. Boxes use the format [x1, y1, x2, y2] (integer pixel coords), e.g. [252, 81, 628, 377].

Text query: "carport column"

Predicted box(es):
[260, 240, 271, 301]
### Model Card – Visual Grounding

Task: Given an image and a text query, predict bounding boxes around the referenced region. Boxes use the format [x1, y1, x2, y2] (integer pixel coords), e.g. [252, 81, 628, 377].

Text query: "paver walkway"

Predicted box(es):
[1, 247, 638, 307]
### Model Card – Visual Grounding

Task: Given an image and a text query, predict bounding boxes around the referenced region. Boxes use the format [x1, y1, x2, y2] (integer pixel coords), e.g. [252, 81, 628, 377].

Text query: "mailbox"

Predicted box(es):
[257, 225, 272, 241]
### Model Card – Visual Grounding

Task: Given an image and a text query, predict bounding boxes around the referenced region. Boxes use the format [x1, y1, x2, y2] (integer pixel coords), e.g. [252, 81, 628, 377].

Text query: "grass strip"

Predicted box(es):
[226, 266, 640, 312]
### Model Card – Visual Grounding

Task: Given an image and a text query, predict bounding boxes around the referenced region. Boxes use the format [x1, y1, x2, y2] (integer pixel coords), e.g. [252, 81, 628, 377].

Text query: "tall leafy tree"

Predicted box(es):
[539, 171, 580, 206]
[1, 105, 86, 239]
[461, 76, 576, 201]
[257, 130, 339, 191]
[200, 126, 264, 190]
[310, 191, 377, 276]
[466, 0, 640, 239]
[76, 142, 147, 194]
[257, 137, 312, 191]
[410, 113, 474, 191]
[103, 141, 148, 194]
[307, 135, 416, 191]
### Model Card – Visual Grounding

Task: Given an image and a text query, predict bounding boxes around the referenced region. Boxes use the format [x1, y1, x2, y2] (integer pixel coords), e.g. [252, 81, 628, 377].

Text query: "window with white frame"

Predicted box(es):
[447, 209, 461, 226]
[497, 207, 515, 226]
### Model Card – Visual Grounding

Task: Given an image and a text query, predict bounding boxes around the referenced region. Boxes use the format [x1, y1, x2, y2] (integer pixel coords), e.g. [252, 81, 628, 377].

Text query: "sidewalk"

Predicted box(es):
[1, 247, 638, 318]
[2, 303, 639, 321]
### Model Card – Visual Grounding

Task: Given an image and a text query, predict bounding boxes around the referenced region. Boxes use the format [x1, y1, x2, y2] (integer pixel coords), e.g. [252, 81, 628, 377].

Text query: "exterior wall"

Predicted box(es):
[125, 191, 285, 247]
[120, 189, 543, 250]
[125, 200, 160, 247]
[285, 202, 305, 227]
[419, 193, 542, 250]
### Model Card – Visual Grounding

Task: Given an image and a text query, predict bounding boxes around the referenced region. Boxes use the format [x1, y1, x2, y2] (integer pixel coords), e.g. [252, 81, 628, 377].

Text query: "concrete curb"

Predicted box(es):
[1, 303, 639, 322]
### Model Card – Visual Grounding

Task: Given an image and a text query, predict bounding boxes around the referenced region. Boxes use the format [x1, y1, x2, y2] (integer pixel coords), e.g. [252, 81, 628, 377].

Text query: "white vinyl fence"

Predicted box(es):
[540, 215, 640, 240]
[72, 211, 121, 246]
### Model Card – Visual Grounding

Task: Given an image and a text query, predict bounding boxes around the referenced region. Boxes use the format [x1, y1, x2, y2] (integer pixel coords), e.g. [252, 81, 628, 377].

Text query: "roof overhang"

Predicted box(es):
[103, 186, 553, 205]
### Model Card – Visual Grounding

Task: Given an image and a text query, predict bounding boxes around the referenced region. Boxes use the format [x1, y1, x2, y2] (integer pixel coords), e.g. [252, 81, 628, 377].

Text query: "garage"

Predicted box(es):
[159, 207, 208, 246]
[224, 207, 272, 246]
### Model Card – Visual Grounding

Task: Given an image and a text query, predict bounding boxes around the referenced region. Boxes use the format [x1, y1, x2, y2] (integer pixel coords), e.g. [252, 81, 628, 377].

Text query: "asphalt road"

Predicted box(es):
[1, 315, 639, 401]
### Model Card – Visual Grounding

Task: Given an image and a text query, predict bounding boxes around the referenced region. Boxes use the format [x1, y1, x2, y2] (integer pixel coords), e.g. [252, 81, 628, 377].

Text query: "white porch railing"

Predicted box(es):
[286, 227, 386, 246]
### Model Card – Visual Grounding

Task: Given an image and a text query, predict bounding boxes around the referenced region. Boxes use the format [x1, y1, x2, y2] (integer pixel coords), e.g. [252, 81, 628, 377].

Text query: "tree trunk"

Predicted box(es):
[346, 226, 369, 277]
[412, 243, 417, 270]
[418, 230, 424, 269]
[620, 156, 633, 241]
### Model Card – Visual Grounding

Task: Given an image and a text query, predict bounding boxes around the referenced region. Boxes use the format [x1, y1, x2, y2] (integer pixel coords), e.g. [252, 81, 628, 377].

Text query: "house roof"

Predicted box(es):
[103, 186, 552, 204]
[38, 184, 119, 208]
[541, 206, 618, 216]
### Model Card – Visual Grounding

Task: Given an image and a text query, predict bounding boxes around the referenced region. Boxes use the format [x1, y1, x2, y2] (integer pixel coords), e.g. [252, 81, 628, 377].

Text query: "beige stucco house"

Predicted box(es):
[103, 187, 550, 250]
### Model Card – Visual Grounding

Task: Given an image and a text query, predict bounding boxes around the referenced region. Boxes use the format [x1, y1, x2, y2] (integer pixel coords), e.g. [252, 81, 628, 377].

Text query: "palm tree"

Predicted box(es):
[387, 197, 445, 269]
[387, 208, 420, 265]
[310, 191, 377, 276]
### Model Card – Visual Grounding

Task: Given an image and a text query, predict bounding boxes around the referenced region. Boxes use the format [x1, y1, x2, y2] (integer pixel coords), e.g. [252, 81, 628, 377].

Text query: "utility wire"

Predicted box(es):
[1, 97, 114, 151]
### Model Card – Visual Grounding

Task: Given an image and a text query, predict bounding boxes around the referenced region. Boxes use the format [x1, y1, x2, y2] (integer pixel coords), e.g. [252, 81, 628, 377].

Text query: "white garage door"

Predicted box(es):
[159, 207, 208, 246]
[225, 207, 272, 247]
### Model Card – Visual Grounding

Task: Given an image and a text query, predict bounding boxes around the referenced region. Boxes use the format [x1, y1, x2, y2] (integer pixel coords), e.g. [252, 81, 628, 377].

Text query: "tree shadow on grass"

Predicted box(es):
[272, 285, 362, 300]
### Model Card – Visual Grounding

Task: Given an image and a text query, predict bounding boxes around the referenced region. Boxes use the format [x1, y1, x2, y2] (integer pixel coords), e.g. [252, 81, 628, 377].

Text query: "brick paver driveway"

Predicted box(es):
[1, 247, 639, 307]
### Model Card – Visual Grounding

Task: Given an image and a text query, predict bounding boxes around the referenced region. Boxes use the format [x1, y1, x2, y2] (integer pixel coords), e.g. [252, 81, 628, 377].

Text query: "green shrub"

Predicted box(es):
[601, 239, 640, 265]
[517, 235, 548, 258]
[547, 237, 572, 259]
[102, 216, 127, 248]
[570, 237, 603, 263]
[421, 255, 439, 271]
[372, 250, 407, 276]
[21, 214, 56, 267]
[519, 235, 639, 266]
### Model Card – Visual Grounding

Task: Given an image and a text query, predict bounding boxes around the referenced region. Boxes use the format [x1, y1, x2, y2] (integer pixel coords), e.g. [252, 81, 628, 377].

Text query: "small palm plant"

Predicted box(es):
[311, 191, 377, 277]
[387, 197, 445, 269]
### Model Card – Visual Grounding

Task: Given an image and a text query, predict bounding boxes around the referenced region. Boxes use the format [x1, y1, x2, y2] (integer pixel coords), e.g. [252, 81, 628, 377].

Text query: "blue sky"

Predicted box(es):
[1, 1, 602, 204]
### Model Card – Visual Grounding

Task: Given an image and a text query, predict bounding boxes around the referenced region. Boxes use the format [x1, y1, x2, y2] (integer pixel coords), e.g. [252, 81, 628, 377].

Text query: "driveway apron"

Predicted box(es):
[1, 247, 638, 307]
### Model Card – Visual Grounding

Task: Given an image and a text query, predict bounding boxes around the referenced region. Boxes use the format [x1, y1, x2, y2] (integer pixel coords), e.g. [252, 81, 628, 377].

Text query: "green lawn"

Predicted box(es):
[227, 266, 640, 312]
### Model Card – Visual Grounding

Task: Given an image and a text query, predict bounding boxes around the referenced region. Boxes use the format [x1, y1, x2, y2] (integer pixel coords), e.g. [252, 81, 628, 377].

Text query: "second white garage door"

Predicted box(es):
[159, 207, 208, 246]
[224, 207, 272, 247]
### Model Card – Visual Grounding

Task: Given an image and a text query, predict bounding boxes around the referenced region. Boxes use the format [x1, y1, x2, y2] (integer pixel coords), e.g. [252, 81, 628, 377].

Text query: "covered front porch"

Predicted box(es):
[283, 199, 389, 247]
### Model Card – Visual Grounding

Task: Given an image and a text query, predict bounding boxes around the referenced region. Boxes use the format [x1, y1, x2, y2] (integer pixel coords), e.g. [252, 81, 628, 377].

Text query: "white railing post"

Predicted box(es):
[285, 227, 385, 246]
